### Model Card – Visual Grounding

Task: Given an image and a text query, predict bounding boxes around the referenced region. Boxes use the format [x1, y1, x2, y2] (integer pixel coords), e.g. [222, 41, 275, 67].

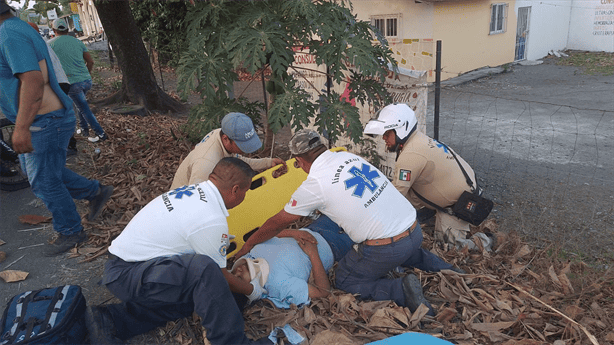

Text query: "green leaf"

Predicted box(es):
[183, 97, 264, 143]
[179, 0, 397, 147]
[315, 92, 362, 144]
[269, 85, 316, 133]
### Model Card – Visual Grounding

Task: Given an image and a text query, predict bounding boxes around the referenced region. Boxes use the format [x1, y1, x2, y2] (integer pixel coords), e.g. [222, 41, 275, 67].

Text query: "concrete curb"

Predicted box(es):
[440, 67, 506, 88]
[435, 60, 544, 88]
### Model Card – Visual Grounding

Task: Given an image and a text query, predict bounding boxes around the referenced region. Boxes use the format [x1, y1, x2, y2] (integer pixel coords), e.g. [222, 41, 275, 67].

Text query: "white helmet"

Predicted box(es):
[363, 103, 417, 140]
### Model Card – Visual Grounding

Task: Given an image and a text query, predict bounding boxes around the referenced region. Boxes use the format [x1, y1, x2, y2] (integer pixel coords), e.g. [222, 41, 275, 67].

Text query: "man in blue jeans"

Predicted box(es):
[0, 5, 113, 256]
[50, 18, 107, 143]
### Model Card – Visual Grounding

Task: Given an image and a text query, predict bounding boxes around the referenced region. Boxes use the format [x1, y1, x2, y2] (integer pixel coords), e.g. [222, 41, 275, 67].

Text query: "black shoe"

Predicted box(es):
[88, 185, 114, 221]
[43, 231, 87, 257]
[68, 136, 78, 150]
[85, 306, 123, 345]
[402, 274, 435, 316]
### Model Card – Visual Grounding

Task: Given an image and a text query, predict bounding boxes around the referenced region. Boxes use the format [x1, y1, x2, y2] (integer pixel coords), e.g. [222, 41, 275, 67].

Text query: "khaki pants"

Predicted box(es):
[434, 211, 470, 245]
[435, 212, 493, 251]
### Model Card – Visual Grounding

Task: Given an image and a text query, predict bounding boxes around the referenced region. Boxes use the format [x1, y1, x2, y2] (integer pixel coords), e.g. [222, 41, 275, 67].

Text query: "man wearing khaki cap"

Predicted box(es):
[171, 112, 284, 189]
[235, 129, 461, 316]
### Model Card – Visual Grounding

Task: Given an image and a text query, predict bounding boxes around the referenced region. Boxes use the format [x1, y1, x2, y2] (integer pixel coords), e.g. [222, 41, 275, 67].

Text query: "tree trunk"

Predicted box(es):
[93, 0, 185, 114]
[263, 93, 275, 154]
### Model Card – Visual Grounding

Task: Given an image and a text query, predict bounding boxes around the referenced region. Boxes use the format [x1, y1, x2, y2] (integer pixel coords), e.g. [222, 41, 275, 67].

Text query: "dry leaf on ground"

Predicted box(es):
[18, 214, 52, 224]
[77, 113, 613, 345]
[0, 270, 29, 282]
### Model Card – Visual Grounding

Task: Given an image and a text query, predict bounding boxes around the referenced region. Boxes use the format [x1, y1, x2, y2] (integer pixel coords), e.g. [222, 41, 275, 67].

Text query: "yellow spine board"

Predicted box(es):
[227, 147, 345, 256]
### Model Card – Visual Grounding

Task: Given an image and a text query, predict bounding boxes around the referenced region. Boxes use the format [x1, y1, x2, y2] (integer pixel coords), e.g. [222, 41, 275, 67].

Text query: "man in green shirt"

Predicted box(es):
[50, 18, 107, 142]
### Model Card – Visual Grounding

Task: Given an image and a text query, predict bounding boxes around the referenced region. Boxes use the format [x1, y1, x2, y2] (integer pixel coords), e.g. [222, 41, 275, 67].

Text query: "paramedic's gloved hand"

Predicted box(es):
[247, 272, 267, 304]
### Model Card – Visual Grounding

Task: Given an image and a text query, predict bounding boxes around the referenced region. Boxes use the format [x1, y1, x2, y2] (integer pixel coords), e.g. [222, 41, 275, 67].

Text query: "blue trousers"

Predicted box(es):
[102, 254, 272, 345]
[20, 110, 99, 235]
[68, 80, 105, 135]
[306, 214, 354, 262]
[335, 223, 453, 307]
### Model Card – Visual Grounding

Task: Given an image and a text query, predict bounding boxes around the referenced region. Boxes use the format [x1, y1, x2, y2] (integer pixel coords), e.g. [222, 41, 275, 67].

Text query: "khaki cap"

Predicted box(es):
[289, 129, 322, 155]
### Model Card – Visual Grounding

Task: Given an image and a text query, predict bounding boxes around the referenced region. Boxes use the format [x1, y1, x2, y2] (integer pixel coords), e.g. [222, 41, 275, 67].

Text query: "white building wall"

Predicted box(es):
[568, 0, 614, 52]
[515, 0, 573, 60]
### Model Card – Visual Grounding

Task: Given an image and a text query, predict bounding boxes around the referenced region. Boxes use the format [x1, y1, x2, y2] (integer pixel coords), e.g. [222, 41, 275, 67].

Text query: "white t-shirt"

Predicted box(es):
[108, 180, 231, 268]
[284, 150, 416, 243]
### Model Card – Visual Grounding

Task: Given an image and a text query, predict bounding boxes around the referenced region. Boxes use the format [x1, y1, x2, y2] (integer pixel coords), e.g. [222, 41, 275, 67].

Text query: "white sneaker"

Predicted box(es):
[88, 133, 108, 143]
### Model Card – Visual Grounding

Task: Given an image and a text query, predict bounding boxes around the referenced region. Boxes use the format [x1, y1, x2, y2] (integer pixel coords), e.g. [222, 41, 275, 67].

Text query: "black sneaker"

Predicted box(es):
[43, 231, 87, 257]
[402, 274, 435, 316]
[85, 306, 123, 345]
[88, 185, 114, 221]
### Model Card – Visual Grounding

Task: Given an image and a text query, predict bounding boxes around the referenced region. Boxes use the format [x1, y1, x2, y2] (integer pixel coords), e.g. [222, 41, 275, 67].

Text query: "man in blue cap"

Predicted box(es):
[171, 112, 285, 189]
[0, 2, 113, 256]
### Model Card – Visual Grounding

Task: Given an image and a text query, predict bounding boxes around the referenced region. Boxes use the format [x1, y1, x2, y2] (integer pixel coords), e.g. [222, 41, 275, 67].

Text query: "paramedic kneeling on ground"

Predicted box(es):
[364, 103, 485, 249]
[234, 129, 461, 316]
[86, 158, 273, 345]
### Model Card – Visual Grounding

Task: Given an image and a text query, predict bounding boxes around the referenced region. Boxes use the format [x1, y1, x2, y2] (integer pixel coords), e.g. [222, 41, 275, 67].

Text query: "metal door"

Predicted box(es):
[515, 7, 530, 61]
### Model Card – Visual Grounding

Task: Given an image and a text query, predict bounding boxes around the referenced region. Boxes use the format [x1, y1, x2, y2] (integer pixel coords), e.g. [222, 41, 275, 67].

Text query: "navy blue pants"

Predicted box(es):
[306, 214, 354, 262]
[334, 223, 453, 307]
[101, 254, 272, 345]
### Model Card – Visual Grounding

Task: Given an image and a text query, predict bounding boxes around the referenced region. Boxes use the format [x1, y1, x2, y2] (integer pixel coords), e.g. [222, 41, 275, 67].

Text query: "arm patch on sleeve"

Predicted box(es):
[398, 169, 411, 181]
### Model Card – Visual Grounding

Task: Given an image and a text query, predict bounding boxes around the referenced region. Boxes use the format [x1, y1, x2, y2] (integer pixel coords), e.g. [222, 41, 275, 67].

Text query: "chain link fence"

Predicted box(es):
[425, 69, 614, 263]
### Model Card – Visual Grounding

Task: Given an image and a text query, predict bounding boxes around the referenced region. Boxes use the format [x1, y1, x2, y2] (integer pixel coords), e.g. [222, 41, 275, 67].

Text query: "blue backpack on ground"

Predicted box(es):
[0, 285, 87, 345]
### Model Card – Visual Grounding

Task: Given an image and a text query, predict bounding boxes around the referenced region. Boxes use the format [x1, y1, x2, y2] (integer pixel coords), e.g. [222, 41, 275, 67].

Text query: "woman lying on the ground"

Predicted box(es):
[230, 215, 354, 308]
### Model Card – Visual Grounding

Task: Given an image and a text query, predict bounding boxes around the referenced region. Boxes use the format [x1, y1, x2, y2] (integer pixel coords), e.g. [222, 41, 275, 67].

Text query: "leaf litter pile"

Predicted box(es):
[71, 111, 613, 345]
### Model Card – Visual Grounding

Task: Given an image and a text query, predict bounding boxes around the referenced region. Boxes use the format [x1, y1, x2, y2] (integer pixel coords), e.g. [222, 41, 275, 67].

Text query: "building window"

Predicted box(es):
[371, 14, 400, 40]
[489, 3, 508, 35]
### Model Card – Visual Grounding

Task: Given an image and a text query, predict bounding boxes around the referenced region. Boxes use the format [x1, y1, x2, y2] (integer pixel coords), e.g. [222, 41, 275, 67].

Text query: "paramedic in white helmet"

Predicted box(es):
[364, 103, 484, 249]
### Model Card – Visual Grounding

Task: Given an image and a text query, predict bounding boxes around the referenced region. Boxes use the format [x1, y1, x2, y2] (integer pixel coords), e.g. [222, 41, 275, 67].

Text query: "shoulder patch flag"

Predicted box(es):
[399, 169, 411, 181]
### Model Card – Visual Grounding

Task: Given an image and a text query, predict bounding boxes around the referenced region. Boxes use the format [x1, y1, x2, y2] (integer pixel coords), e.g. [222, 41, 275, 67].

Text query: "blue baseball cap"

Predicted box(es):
[221, 112, 262, 153]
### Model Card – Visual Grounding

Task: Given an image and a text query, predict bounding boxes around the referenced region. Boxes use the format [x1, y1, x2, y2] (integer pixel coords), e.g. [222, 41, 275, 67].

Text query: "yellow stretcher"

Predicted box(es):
[226, 147, 345, 256]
